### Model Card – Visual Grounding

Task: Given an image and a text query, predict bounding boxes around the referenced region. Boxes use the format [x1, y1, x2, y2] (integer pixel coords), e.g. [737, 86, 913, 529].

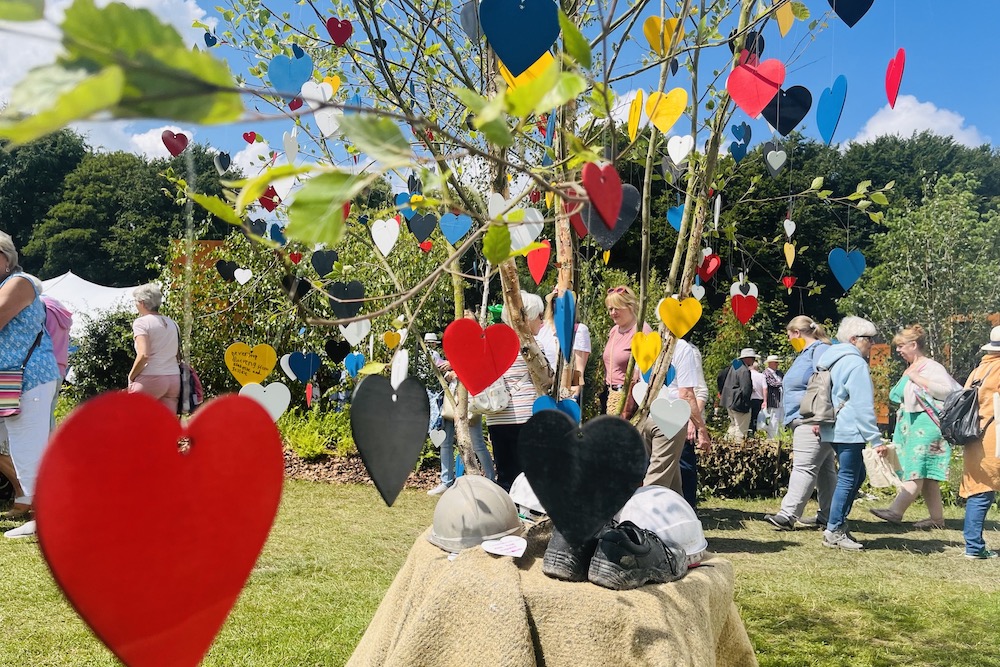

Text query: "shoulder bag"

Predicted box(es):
[0, 324, 45, 418]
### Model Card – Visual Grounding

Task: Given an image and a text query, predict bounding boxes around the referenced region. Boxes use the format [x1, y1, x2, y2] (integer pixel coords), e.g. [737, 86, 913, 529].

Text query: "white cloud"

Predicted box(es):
[850, 95, 988, 147]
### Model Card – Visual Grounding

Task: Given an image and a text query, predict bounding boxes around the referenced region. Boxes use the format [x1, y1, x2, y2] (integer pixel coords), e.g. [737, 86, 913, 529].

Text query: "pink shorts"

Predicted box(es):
[128, 373, 181, 413]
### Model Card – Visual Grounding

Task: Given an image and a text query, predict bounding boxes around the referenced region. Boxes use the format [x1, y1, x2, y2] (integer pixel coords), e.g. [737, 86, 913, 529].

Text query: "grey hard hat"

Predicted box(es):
[427, 475, 523, 552]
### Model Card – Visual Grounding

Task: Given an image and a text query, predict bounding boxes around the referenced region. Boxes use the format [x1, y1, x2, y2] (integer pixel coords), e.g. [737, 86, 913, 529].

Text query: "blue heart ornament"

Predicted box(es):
[532, 395, 581, 424]
[346, 93, 363, 115]
[552, 291, 575, 363]
[270, 223, 286, 245]
[204, 33, 217, 47]
[439, 212, 473, 244]
[289, 351, 322, 382]
[828, 248, 866, 291]
[667, 205, 684, 231]
[345, 352, 365, 378]
[459, 0, 484, 41]
[731, 122, 750, 143]
[479, 0, 559, 77]
[267, 53, 313, 94]
[817, 75, 848, 146]
[640, 364, 676, 385]
[394, 192, 414, 220]
[291, 44, 305, 59]
[730, 141, 748, 163]
[545, 110, 556, 147]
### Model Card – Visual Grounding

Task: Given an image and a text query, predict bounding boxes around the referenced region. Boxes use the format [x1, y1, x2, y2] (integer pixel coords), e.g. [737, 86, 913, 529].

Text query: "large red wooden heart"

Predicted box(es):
[581, 162, 622, 230]
[526, 239, 551, 285]
[563, 188, 588, 238]
[726, 51, 785, 118]
[731, 294, 758, 325]
[885, 47, 905, 108]
[326, 17, 353, 46]
[34, 392, 284, 667]
[442, 319, 519, 396]
[161, 130, 188, 157]
[259, 185, 280, 212]
[697, 253, 722, 282]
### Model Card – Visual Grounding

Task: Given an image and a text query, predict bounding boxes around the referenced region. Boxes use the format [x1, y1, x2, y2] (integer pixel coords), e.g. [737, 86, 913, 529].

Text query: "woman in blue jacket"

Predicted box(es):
[818, 316, 883, 551]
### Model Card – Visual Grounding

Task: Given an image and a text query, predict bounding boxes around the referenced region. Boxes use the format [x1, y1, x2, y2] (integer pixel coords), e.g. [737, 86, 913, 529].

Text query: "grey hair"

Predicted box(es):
[835, 315, 878, 343]
[0, 231, 21, 273]
[133, 283, 164, 311]
[501, 291, 545, 326]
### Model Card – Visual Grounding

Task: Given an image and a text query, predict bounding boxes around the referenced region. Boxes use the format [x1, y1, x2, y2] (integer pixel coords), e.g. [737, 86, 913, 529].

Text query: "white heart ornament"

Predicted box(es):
[397, 328, 408, 345]
[667, 135, 694, 165]
[702, 247, 713, 258]
[713, 195, 721, 230]
[729, 280, 759, 298]
[279, 353, 297, 381]
[649, 397, 691, 439]
[430, 429, 447, 448]
[631, 381, 669, 406]
[370, 218, 399, 256]
[390, 349, 409, 390]
[481, 535, 528, 558]
[283, 129, 298, 165]
[487, 192, 509, 219]
[509, 208, 543, 251]
[315, 108, 342, 137]
[238, 382, 292, 421]
[691, 284, 705, 301]
[766, 150, 787, 172]
[234, 268, 253, 284]
[300, 81, 333, 110]
[783, 218, 796, 238]
[340, 319, 371, 347]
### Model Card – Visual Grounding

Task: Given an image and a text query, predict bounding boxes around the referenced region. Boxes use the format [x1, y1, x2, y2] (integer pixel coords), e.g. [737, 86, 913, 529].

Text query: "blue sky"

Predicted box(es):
[2, 0, 997, 181]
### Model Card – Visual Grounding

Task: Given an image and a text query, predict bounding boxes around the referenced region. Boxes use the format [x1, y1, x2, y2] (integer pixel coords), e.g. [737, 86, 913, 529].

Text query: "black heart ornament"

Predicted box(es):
[761, 85, 813, 136]
[727, 28, 764, 57]
[738, 282, 752, 296]
[311, 249, 339, 277]
[407, 173, 423, 195]
[215, 260, 238, 282]
[519, 412, 647, 545]
[324, 339, 351, 364]
[827, 0, 874, 28]
[213, 152, 231, 175]
[582, 184, 640, 250]
[329, 280, 365, 319]
[407, 212, 438, 243]
[351, 376, 431, 506]
[244, 219, 267, 238]
[280, 275, 311, 304]
[670, 57, 679, 76]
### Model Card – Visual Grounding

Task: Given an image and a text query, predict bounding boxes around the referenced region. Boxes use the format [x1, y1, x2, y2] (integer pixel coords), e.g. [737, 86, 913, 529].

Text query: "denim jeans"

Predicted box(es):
[440, 416, 495, 486]
[963, 491, 996, 554]
[827, 443, 867, 532]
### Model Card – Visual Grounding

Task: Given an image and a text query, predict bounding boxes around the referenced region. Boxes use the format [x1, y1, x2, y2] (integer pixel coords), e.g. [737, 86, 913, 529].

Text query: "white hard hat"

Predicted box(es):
[615, 486, 708, 566]
[509, 473, 546, 517]
[427, 476, 522, 552]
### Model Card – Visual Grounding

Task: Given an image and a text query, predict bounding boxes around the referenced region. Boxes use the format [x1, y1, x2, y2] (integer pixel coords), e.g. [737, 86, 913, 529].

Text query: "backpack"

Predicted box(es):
[724, 365, 751, 413]
[938, 366, 998, 446]
[178, 363, 204, 415]
[40, 295, 73, 376]
[798, 355, 846, 425]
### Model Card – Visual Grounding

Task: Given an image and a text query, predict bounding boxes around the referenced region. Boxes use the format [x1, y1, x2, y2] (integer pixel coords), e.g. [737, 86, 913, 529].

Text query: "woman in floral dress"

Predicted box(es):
[871, 325, 960, 529]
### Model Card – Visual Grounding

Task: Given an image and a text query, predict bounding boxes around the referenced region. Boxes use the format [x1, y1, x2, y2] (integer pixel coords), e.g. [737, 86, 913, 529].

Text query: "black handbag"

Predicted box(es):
[939, 367, 997, 446]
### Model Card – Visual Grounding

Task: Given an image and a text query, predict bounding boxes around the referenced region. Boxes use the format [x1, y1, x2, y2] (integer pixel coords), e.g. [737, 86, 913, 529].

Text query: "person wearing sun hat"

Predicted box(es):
[955, 325, 1000, 559]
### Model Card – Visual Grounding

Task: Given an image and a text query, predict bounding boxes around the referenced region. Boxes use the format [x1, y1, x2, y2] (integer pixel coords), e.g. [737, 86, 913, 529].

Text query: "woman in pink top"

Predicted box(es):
[601, 286, 651, 418]
[127, 283, 180, 412]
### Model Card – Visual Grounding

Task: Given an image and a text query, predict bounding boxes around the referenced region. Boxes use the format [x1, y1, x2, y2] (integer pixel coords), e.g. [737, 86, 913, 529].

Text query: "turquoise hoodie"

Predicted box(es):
[817, 343, 882, 446]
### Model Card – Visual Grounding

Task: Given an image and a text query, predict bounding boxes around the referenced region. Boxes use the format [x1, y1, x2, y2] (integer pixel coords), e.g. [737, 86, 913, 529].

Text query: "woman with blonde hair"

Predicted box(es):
[601, 286, 650, 418]
[764, 315, 836, 530]
[870, 325, 960, 530]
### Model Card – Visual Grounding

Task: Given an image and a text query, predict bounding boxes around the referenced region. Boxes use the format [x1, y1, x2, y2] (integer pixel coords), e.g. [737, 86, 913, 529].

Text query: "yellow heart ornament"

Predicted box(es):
[783, 242, 795, 268]
[656, 297, 703, 339]
[775, 2, 794, 37]
[628, 90, 644, 142]
[602, 250, 611, 265]
[631, 332, 662, 374]
[323, 75, 342, 95]
[645, 88, 687, 135]
[224, 342, 277, 386]
[499, 52, 555, 90]
[383, 331, 401, 349]
[642, 17, 683, 57]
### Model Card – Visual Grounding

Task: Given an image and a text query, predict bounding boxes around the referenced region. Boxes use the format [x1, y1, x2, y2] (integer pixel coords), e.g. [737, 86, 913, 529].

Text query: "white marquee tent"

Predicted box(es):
[41, 271, 138, 337]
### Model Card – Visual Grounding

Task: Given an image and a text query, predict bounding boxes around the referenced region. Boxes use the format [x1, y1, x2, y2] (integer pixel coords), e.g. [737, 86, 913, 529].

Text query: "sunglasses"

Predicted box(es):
[607, 286, 628, 294]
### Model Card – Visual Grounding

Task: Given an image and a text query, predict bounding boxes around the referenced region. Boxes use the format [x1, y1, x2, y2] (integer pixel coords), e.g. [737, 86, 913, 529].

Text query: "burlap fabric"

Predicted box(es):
[348, 521, 757, 667]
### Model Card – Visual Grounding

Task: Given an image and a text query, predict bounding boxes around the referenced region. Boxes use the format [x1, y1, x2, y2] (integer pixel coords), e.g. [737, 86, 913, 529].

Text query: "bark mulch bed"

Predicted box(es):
[283, 449, 441, 491]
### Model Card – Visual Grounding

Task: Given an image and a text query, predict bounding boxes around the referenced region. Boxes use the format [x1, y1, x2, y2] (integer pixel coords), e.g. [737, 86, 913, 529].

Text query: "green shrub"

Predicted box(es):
[65, 309, 136, 401]
[278, 407, 356, 460]
[698, 435, 792, 499]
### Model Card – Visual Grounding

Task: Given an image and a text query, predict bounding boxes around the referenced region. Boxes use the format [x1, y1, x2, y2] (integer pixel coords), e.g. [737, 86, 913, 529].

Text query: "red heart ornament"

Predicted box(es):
[530, 189, 541, 204]
[161, 130, 188, 157]
[581, 162, 623, 230]
[781, 276, 797, 290]
[526, 239, 551, 285]
[259, 185, 280, 212]
[442, 319, 519, 396]
[342, 201, 351, 220]
[326, 17, 353, 46]
[305, 382, 314, 407]
[726, 51, 785, 118]
[885, 47, 905, 108]
[563, 188, 587, 238]
[731, 294, 759, 325]
[34, 392, 283, 667]
[242, 131, 257, 144]
[697, 253, 722, 282]
[419, 240, 433, 252]
[289, 251, 303, 264]
[289, 97, 303, 111]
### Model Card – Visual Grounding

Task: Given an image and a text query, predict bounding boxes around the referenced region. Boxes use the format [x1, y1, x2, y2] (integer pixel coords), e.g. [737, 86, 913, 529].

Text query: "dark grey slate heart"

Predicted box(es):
[582, 183, 640, 250]
[311, 249, 338, 277]
[215, 260, 238, 282]
[351, 376, 431, 506]
[213, 152, 231, 175]
[329, 280, 364, 319]
[518, 412, 647, 545]
[761, 85, 813, 137]
[280, 275, 310, 304]
[244, 219, 267, 238]
[408, 212, 438, 243]
[324, 339, 351, 364]
[459, 0, 483, 41]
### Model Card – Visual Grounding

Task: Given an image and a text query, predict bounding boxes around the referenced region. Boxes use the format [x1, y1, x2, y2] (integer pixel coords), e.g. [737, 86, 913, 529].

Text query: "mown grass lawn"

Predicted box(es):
[2, 481, 999, 666]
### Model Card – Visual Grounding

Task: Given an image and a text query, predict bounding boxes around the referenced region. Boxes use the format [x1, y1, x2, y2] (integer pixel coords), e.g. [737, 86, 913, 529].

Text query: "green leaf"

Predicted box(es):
[870, 191, 889, 206]
[809, 176, 824, 191]
[506, 60, 561, 117]
[189, 192, 242, 226]
[883, 180, 895, 190]
[867, 210, 884, 223]
[791, 1, 810, 20]
[338, 114, 413, 166]
[856, 199, 871, 210]
[558, 9, 591, 68]
[482, 224, 512, 265]
[285, 171, 379, 246]
[0, 66, 124, 145]
[816, 189, 833, 199]
[479, 118, 514, 147]
[452, 87, 486, 114]
[0, 0, 43, 21]
[233, 163, 314, 214]
[855, 179, 872, 194]
[358, 362, 387, 376]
